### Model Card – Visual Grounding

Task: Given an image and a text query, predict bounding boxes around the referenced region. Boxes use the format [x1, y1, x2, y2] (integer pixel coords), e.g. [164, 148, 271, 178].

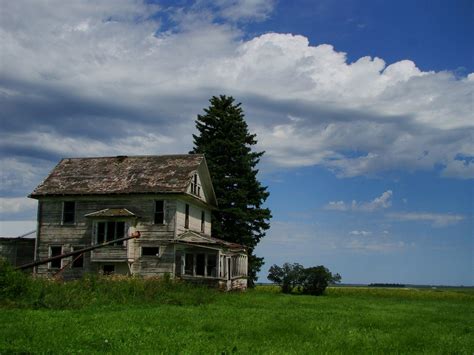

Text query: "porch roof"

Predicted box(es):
[175, 231, 246, 252]
[84, 208, 138, 218]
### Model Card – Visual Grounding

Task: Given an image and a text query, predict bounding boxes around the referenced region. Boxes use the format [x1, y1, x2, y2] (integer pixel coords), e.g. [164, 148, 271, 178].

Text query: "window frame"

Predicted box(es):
[94, 220, 128, 246]
[61, 201, 76, 225]
[185, 203, 190, 229]
[154, 200, 166, 225]
[201, 210, 205, 233]
[49, 245, 63, 269]
[141, 246, 160, 257]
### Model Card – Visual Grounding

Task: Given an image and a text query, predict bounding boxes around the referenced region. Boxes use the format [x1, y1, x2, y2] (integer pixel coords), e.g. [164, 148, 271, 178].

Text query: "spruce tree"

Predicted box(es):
[190, 95, 271, 286]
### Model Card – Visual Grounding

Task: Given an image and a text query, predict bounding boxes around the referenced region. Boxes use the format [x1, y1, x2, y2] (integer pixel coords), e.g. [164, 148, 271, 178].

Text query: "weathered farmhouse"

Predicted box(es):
[29, 154, 248, 290]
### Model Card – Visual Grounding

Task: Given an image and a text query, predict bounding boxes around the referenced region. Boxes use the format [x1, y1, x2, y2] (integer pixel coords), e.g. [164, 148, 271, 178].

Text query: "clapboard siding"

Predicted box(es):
[36, 196, 178, 277]
[176, 199, 212, 236]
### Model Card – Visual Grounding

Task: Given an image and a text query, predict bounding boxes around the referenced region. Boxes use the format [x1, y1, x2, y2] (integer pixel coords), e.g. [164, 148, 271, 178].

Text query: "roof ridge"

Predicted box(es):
[60, 154, 204, 160]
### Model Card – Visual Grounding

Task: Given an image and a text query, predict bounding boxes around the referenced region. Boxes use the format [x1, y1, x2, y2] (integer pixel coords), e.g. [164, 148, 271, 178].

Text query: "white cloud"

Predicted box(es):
[0, 197, 36, 214]
[215, 0, 275, 21]
[0, 220, 37, 238]
[349, 230, 372, 236]
[0, 0, 472, 188]
[325, 190, 393, 212]
[387, 212, 465, 227]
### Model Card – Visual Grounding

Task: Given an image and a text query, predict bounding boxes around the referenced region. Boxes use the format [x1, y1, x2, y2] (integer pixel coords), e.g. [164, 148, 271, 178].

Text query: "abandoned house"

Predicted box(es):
[29, 154, 248, 290]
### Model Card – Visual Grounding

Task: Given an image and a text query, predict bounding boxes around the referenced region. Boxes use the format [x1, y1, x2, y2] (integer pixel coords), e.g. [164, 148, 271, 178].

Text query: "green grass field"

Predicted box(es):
[1, 282, 473, 354]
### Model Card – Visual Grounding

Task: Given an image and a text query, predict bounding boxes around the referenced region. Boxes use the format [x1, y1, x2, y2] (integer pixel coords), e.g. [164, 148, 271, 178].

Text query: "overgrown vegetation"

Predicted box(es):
[268, 262, 341, 295]
[0, 259, 216, 309]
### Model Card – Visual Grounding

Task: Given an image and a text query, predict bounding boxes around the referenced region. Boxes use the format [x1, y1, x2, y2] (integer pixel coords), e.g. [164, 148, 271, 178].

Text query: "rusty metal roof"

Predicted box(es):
[30, 154, 204, 197]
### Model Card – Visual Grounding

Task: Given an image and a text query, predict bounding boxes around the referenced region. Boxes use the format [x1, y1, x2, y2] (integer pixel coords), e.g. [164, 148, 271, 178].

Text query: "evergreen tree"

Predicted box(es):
[190, 95, 271, 286]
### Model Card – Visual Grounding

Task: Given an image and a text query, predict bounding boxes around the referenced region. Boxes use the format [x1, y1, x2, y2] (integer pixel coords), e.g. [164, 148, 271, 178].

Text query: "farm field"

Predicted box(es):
[1, 283, 473, 354]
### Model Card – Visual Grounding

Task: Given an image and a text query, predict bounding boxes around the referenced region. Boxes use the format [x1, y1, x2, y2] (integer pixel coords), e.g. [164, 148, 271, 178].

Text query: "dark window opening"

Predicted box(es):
[185, 204, 189, 229]
[103, 265, 115, 275]
[196, 253, 205, 276]
[96, 221, 126, 246]
[201, 211, 205, 233]
[185, 253, 194, 275]
[62, 201, 75, 224]
[154, 200, 164, 224]
[50, 246, 62, 268]
[72, 247, 84, 268]
[142, 247, 160, 256]
[207, 254, 217, 277]
[97, 222, 106, 244]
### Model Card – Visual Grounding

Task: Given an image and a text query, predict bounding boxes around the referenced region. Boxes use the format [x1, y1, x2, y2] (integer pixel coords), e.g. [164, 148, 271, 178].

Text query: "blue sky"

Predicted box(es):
[0, 0, 472, 285]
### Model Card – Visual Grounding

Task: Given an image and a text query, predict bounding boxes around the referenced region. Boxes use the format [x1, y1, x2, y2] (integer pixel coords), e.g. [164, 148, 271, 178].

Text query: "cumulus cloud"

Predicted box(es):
[387, 212, 465, 227]
[0, 0, 472, 206]
[325, 190, 393, 212]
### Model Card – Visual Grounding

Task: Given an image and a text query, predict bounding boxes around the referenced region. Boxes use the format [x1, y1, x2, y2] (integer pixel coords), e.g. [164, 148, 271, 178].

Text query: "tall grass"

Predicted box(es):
[0, 259, 217, 309]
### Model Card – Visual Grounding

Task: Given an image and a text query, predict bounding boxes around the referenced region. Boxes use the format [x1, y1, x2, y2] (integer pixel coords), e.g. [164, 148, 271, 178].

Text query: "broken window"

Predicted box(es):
[49, 246, 62, 269]
[185, 204, 189, 229]
[185, 253, 194, 275]
[196, 253, 205, 276]
[72, 246, 84, 268]
[96, 221, 126, 246]
[62, 201, 75, 224]
[142, 247, 160, 256]
[201, 210, 205, 233]
[207, 254, 217, 277]
[190, 174, 200, 196]
[154, 200, 164, 224]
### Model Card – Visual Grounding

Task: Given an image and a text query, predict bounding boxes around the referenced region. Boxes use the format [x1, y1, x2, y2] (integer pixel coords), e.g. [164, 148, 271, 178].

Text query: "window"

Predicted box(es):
[201, 210, 205, 233]
[191, 174, 200, 197]
[49, 246, 62, 269]
[207, 254, 217, 277]
[142, 247, 160, 256]
[72, 246, 84, 268]
[196, 253, 205, 276]
[154, 200, 164, 224]
[185, 204, 189, 229]
[184, 252, 218, 277]
[62, 201, 75, 224]
[185, 253, 194, 275]
[96, 221, 126, 246]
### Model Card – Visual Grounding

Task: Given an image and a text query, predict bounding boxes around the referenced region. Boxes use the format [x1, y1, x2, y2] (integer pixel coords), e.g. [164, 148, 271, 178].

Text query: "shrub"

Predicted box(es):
[268, 262, 341, 295]
[268, 263, 304, 294]
[300, 266, 341, 296]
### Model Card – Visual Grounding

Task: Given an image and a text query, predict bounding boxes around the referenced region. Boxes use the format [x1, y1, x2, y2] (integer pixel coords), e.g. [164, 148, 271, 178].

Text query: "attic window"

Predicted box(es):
[191, 174, 200, 197]
[62, 201, 75, 224]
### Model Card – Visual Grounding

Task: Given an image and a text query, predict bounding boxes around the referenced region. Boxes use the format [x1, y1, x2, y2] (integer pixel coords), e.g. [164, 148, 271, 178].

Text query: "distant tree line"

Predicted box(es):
[368, 283, 406, 288]
[268, 263, 341, 296]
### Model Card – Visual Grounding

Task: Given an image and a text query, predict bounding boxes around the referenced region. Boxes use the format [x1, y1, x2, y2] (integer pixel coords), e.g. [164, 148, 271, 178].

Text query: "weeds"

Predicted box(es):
[0, 259, 217, 309]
